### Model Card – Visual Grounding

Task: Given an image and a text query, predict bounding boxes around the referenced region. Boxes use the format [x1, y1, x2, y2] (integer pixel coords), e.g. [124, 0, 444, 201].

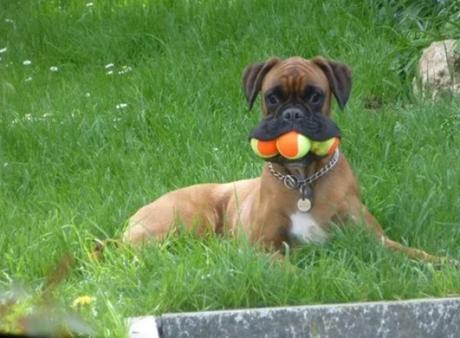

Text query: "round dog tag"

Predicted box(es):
[297, 198, 312, 213]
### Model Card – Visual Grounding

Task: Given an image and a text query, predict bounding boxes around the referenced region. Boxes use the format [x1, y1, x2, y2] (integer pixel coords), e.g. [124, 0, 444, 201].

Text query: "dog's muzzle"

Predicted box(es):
[248, 104, 341, 142]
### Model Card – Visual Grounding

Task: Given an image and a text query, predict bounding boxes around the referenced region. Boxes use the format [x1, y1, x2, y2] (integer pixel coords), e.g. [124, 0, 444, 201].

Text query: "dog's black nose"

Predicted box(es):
[281, 108, 305, 122]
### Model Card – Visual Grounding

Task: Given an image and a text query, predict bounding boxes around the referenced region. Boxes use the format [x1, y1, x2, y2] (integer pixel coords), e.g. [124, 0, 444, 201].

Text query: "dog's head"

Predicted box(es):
[243, 56, 352, 165]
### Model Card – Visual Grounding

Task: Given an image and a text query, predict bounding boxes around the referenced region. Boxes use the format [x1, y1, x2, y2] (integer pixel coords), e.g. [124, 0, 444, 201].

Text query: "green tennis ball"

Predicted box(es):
[250, 138, 278, 158]
[311, 137, 340, 156]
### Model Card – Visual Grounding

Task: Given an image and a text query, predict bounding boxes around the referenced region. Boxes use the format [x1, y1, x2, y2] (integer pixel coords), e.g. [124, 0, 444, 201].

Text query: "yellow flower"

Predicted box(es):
[72, 295, 95, 307]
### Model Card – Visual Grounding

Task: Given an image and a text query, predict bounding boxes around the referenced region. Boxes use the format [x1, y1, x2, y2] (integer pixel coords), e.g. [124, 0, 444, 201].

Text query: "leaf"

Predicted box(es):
[455, 40, 460, 54]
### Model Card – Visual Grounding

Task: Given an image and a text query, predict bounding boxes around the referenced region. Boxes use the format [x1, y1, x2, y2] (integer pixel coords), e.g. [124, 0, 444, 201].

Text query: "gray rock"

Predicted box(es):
[129, 297, 460, 338]
[413, 39, 460, 99]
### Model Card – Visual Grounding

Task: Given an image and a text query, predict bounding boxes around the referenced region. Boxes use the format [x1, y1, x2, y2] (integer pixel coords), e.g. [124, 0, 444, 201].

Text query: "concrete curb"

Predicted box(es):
[128, 297, 460, 338]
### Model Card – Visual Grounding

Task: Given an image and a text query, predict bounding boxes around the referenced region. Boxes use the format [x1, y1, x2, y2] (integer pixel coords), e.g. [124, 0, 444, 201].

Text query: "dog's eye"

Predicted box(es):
[266, 93, 279, 106]
[308, 91, 323, 105]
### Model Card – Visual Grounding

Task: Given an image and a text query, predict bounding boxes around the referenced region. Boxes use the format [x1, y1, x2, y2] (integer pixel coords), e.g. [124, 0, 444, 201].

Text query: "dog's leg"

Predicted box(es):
[346, 197, 454, 265]
[123, 184, 225, 245]
[365, 208, 442, 263]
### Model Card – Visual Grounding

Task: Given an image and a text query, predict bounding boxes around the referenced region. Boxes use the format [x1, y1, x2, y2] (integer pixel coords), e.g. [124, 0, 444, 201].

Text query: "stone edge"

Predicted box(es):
[127, 297, 460, 338]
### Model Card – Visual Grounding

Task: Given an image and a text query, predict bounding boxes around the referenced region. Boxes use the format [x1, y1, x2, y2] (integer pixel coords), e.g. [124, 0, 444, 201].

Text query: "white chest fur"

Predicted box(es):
[289, 212, 327, 244]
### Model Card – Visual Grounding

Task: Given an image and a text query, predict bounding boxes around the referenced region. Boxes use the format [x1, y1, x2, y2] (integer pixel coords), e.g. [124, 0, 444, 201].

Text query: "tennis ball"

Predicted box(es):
[311, 137, 340, 156]
[250, 138, 278, 158]
[276, 131, 311, 160]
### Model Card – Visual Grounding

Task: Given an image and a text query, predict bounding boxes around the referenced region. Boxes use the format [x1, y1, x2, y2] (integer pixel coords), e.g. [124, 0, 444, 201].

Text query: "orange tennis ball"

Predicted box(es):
[276, 131, 311, 160]
[311, 137, 340, 156]
[250, 138, 278, 158]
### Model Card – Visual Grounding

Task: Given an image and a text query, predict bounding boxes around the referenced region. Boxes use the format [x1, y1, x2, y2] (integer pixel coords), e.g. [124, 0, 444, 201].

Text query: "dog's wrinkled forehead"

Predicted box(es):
[242, 56, 352, 112]
[261, 58, 329, 95]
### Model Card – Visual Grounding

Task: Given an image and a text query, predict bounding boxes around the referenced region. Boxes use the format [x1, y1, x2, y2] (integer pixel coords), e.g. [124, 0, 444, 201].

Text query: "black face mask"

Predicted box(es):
[248, 110, 341, 141]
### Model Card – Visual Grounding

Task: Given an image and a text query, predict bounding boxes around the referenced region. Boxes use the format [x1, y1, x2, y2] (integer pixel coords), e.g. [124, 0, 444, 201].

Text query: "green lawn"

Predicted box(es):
[1, 0, 460, 336]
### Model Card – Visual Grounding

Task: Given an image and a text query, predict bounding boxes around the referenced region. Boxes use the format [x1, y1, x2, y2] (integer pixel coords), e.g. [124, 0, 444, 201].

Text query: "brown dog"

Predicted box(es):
[123, 56, 445, 264]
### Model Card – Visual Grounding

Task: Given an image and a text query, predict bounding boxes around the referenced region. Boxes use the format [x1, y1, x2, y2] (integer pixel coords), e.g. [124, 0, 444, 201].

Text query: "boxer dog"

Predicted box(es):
[123, 56, 447, 264]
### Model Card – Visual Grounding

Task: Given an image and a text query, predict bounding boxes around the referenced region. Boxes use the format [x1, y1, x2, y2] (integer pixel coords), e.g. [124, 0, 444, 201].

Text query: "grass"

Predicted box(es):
[1, 0, 460, 336]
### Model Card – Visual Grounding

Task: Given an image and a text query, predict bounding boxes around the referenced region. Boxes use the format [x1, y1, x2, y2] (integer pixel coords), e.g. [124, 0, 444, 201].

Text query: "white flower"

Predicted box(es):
[0, 47, 7, 54]
[105, 63, 114, 69]
[5, 19, 14, 23]
[86, 2, 94, 7]
[106, 70, 113, 75]
[50, 66, 59, 72]
[118, 65, 132, 75]
[200, 273, 212, 280]
[23, 60, 32, 65]
[85, 92, 91, 97]
[25, 76, 32, 82]
[42, 113, 53, 118]
[116, 103, 128, 110]
[24, 114, 32, 121]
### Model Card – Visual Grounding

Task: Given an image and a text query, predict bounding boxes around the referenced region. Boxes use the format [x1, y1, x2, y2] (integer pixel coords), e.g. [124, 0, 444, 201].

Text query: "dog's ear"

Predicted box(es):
[242, 57, 281, 110]
[312, 57, 352, 110]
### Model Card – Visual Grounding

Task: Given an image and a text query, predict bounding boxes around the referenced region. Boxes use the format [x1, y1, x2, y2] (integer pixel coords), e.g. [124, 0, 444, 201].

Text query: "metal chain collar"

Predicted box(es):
[267, 149, 340, 192]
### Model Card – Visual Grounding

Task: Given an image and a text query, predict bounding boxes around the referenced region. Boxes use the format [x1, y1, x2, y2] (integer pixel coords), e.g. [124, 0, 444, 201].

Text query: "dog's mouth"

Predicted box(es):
[248, 113, 341, 165]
